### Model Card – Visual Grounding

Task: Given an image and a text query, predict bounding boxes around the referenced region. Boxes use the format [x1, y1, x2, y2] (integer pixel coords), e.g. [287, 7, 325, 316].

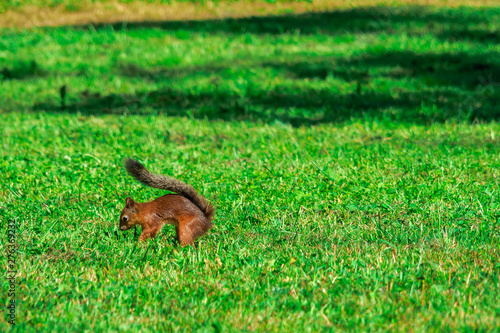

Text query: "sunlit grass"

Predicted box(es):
[1, 2, 500, 332]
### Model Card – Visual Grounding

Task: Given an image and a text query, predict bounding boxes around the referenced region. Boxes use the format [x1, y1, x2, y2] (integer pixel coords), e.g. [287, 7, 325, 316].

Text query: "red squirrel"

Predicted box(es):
[119, 158, 214, 246]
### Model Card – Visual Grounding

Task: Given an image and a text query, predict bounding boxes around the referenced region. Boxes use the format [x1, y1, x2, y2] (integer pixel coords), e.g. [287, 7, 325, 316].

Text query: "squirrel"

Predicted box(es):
[119, 158, 214, 246]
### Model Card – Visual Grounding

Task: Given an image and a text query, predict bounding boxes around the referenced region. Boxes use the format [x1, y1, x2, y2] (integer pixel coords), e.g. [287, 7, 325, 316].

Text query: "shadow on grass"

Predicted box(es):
[1, 60, 49, 80]
[32, 83, 499, 126]
[116, 50, 500, 91]
[81, 6, 500, 44]
[32, 49, 500, 125]
[20, 5, 500, 124]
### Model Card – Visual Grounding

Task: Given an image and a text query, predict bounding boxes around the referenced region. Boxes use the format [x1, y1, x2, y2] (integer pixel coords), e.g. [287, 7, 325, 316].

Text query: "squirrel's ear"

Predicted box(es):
[125, 197, 135, 207]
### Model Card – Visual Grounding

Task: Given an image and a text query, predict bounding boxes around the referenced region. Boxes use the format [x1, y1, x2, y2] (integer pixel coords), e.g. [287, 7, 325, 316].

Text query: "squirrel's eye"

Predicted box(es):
[122, 216, 128, 222]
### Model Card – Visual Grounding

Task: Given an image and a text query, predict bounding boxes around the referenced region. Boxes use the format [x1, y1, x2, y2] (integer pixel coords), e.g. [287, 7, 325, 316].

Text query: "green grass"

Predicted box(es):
[1, 4, 500, 332]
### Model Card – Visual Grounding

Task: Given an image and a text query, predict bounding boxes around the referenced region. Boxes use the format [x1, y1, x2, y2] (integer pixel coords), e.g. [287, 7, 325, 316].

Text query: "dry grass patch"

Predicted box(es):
[1, 0, 499, 28]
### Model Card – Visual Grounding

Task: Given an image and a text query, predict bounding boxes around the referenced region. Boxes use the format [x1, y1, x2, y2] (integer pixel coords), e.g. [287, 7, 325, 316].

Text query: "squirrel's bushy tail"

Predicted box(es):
[125, 158, 214, 221]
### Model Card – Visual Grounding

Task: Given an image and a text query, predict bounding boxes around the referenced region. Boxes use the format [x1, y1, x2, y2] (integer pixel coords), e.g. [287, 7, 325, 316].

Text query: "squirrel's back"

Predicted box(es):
[125, 158, 214, 221]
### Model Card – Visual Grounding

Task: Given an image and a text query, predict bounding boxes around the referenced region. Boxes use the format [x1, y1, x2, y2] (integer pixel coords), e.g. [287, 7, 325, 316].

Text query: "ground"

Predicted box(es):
[1, 0, 499, 331]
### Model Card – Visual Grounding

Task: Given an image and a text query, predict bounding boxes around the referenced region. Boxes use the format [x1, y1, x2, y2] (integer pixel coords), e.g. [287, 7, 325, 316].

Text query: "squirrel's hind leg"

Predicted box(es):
[177, 216, 212, 246]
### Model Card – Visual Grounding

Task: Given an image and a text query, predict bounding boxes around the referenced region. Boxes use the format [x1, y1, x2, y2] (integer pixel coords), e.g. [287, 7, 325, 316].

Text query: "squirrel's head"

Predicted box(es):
[119, 197, 140, 231]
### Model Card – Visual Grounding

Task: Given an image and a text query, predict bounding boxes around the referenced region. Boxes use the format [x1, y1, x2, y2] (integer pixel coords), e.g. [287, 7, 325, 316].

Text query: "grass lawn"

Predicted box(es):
[1, 1, 500, 331]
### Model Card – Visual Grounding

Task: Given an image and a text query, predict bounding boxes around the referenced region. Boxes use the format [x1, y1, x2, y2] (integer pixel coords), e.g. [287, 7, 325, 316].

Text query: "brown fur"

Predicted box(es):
[119, 159, 214, 246]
